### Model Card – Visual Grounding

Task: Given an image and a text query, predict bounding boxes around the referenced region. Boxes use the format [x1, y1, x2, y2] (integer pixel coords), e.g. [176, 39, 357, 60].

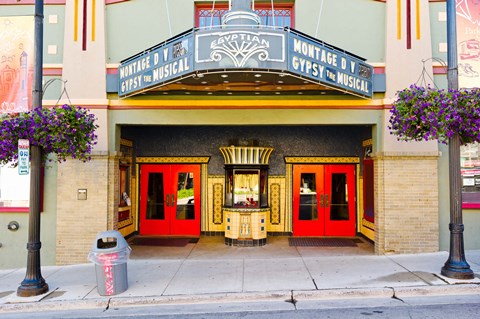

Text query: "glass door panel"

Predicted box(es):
[175, 171, 195, 220]
[329, 173, 349, 221]
[146, 173, 165, 220]
[299, 173, 318, 220]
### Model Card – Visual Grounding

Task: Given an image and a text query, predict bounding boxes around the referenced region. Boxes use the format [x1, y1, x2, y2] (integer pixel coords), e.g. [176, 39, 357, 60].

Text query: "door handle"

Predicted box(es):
[325, 194, 329, 208]
[166, 194, 170, 207]
[319, 194, 324, 208]
[171, 194, 175, 206]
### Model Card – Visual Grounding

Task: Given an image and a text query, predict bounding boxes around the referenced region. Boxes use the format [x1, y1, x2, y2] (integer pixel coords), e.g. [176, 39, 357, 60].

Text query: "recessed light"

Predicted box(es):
[185, 92, 191, 95]
[255, 87, 260, 90]
[207, 92, 213, 95]
[276, 87, 282, 90]
[277, 81, 284, 84]
[201, 81, 208, 84]
[255, 80, 261, 83]
[224, 81, 229, 84]
[303, 81, 309, 84]
[298, 92, 303, 95]
[221, 74, 229, 78]
[320, 92, 327, 95]
[163, 92, 169, 94]
[177, 81, 182, 84]
[255, 92, 260, 95]
[181, 87, 187, 90]
[227, 92, 232, 95]
[204, 87, 210, 90]
[254, 74, 262, 78]
[226, 87, 231, 89]
[275, 92, 281, 94]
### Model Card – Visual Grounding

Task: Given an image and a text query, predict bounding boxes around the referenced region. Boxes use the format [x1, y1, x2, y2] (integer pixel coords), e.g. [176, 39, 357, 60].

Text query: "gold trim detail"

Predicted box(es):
[136, 157, 210, 163]
[362, 218, 375, 230]
[120, 138, 133, 148]
[362, 139, 373, 147]
[284, 157, 360, 164]
[270, 183, 281, 224]
[213, 183, 223, 224]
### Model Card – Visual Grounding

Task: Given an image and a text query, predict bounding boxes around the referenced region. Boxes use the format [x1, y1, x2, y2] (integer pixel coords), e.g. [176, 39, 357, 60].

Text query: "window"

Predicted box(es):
[461, 143, 480, 208]
[195, 4, 294, 28]
[0, 164, 30, 212]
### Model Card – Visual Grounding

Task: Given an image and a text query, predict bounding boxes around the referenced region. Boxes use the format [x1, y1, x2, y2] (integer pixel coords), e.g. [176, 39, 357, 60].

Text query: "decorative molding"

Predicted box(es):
[362, 218, 375, 230]
[362, 139, 373, 147]
[136, 156, 210, 164]
[284, 157, 360, 164]
[213, 183, 223, 224]
[270, 183, 281, 224]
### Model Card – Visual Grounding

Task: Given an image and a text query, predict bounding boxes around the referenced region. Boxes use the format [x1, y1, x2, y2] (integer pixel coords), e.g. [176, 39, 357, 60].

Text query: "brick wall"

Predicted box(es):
[56, 152, 117, 265]
[374, 155, 439, 254]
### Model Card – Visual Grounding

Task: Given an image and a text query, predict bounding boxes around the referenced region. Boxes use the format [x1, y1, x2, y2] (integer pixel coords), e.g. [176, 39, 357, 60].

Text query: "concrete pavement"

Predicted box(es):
[1, 236, 480, 314]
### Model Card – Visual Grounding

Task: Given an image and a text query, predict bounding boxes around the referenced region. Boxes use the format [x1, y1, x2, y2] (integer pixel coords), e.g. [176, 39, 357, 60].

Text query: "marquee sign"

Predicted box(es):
[118, 34, 194, 97]
[288, 33, 372, 97]
[118, 28, 373, 98]
[195, 30, 285, 69]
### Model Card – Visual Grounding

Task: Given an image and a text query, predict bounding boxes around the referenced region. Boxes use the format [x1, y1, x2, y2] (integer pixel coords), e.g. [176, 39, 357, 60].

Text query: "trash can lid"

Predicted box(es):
[90, 230, 131, 253]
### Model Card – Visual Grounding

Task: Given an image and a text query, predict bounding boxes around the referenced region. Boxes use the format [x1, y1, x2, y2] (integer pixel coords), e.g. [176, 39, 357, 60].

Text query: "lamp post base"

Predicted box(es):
[17, 279, 49, 297]
[441, 263, 474, 280]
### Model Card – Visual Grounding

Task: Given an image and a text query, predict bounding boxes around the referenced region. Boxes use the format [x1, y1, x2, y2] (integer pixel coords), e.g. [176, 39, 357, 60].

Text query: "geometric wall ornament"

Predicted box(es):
[213, 183, 223, 224]
[270, 183, 281, 224]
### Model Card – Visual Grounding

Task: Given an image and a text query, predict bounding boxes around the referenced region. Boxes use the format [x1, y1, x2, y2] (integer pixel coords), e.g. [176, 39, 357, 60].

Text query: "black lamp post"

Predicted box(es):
[441, 0, 474, 280]
[17, 0, 49, 297]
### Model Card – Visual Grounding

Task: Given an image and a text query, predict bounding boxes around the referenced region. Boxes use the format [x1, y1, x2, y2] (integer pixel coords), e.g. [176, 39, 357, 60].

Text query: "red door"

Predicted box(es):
[293, 164, 356, 237]
[139, 164, 200, 236]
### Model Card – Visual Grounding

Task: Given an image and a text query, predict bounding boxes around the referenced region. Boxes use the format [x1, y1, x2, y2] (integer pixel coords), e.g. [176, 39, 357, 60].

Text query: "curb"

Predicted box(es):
[1, 284, 480, 314]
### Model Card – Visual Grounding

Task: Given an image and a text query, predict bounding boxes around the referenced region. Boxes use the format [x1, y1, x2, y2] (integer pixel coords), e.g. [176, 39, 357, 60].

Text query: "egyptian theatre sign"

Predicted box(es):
[118, 4, 373, 98]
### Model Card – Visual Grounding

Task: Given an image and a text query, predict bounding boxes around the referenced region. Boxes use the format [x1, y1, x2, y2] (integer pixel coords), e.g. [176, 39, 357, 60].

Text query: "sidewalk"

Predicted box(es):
[1, 236, 479, 314]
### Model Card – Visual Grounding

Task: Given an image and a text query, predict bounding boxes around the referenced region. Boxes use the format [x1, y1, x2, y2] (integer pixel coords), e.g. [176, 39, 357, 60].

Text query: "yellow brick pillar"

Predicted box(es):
[55, 152, 118, 265]
[374, 154, 439, 254]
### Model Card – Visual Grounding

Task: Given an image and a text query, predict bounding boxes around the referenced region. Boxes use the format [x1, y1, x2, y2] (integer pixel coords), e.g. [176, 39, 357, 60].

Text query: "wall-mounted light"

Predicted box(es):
[7, 221, 20, 232]
[78, 189, 87, 200]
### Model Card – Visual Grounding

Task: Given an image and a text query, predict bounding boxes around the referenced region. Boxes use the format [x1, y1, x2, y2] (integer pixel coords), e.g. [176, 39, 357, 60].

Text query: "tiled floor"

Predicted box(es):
[129, 236, 375, 260]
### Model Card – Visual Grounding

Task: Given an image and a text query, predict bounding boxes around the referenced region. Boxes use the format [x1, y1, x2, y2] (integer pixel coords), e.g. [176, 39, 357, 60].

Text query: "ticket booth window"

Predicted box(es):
[225, 167, 268, 208]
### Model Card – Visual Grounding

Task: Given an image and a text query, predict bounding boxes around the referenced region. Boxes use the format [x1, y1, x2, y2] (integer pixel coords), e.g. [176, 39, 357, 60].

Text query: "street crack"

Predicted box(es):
[103, 298, 112, 312]
[285, 290, 298, 310]
[390, 287, 405, 303]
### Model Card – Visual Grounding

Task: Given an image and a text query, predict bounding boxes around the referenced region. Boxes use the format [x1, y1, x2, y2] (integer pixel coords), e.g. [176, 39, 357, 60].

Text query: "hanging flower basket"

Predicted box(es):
[389, 84, 480, 145]
[0, 104, 99, 165]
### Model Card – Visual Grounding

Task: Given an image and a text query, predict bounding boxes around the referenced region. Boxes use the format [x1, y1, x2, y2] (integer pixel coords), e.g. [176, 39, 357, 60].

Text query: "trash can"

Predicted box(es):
[88, 230, 131, 296]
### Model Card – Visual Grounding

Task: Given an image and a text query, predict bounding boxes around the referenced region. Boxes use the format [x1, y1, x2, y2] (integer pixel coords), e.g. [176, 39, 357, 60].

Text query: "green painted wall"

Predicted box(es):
[438, 143, 480, 252]
[295, 0, 385, 63]
[429, 2, 447, 65]
[0, 163, 57, 269]
[106, 0, 196, 63]
[106, 0, 384, 64]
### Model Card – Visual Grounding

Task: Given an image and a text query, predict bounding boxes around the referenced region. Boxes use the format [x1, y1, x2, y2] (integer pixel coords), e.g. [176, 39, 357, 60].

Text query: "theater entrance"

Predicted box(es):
[139, 164, 201, 236]
[293, 164, 356, 237]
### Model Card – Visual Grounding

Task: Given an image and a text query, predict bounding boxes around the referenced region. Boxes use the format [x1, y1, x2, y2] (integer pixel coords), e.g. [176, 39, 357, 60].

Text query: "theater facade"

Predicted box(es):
[1, 0, 480, 268]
